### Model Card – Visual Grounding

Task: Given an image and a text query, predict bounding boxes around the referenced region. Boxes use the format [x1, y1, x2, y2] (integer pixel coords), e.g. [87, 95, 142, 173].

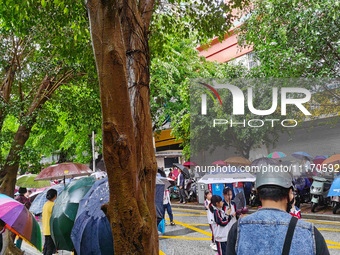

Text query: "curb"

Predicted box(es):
[172, 204, 340, 222]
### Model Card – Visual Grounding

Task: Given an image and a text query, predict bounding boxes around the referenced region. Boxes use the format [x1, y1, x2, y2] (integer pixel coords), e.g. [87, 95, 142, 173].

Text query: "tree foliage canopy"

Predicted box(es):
[238, 0, 339, 78]
[0, 0, 98, 176]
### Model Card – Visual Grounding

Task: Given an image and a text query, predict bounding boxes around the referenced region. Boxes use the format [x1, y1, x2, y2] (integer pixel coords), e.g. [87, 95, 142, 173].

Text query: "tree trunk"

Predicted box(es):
[0, 123, 34, 197]
[87, 0, 158, 254]
[57, 148, 68, 163]
[2, 228, 23, 255]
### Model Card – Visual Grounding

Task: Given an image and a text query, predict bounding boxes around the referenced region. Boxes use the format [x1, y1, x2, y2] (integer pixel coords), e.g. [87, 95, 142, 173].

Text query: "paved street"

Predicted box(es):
[159, 208, 340, 255]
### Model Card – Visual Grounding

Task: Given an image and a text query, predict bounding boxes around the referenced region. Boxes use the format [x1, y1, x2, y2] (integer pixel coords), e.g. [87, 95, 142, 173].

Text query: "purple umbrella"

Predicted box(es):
[292, 152, 313, 160]
[313, 155, 328, 165]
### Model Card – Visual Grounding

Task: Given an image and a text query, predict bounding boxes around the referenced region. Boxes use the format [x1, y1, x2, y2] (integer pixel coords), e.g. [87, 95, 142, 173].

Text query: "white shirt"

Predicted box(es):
[163, 190, 171, 205]
[224, 202, 237, 240]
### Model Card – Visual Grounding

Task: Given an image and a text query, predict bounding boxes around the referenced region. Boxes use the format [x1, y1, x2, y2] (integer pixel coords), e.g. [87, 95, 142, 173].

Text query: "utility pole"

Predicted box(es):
[92, 131, 96, 172]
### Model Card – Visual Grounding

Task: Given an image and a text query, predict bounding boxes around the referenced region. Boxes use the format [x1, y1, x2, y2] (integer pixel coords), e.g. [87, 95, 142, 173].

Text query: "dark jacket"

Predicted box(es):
[178, 173, 185, 188]
[15, 195, 31, 209]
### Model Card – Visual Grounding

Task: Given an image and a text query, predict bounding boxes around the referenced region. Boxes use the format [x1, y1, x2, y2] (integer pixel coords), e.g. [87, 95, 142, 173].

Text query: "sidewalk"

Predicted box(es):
[172, 202, 340, 221]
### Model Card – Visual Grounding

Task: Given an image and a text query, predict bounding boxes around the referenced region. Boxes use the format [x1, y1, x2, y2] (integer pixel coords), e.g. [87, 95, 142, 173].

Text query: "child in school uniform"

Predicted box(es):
[290, 197, 301, 219]
[204, 190, 217, 251]
[209, 195, 235, 255]
[222, 187, 238, 226]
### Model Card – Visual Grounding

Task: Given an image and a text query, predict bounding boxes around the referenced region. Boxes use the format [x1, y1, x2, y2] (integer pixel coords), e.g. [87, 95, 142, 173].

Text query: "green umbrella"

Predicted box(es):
[16, 174, 51, 188]
[50, 176, 96, 251]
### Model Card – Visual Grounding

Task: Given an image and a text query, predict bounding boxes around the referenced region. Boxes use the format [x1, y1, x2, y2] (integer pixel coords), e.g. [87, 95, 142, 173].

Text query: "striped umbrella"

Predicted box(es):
[268, 152, 287, 159]
[0, 194, 42, 251]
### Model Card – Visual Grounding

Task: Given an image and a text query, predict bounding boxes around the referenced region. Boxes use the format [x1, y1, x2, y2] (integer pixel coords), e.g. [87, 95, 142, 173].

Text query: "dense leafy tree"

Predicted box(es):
[25, 79, 102, 169]
[0, 0, 95, 196]
[0, 1, 97, 252]
[236, 0, 339, 141]
[150, 32, 248, 157]
[238, 0, 339, 78]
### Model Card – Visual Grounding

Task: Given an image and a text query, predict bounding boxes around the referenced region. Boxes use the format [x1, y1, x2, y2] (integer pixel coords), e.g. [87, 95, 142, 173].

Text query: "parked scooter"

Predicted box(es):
[187, 179, 197, 202]
[310, 176, 332, 212]
[332, 196, 340, 214]
[328, 175, 340, 214]
[184, 178, 197, 202]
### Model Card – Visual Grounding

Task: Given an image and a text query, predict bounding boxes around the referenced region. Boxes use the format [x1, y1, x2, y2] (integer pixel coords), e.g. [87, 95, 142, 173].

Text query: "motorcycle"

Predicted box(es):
[332, 196, 340, 214]
[249, 186, 261, 207]
[310, 176, 332, 212]
[294, 177, 311, 208]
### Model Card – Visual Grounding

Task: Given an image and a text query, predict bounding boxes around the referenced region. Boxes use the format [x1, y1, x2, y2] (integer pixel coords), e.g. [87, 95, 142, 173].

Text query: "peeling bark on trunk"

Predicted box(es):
[87, 0, 158, 254]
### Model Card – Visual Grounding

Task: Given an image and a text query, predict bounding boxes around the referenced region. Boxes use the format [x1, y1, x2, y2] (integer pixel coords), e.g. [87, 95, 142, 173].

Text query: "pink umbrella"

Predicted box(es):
[183, 161, 197, 167]
[35, 163, 93, 181]
[211, 161, 226, 166]
[172, 168, 179, 178]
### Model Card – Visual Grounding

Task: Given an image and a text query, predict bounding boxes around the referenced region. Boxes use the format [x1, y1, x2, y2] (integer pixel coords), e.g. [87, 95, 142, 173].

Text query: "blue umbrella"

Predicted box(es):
[328, 177, 340, 197]
[29, 185, 64, 215]
[71, 177, 165, 255]
[292, 152, 313, 160]
[71, 177, 114, 255]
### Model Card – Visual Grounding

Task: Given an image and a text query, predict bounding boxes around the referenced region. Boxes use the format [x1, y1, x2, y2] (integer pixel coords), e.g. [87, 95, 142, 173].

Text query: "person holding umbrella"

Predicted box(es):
[14, 187, 31, 249]
[42, 189, 57, 255]
[177, 169, 186, 204]
[15, 187, 31, 209]
[168, 168, 173, 179]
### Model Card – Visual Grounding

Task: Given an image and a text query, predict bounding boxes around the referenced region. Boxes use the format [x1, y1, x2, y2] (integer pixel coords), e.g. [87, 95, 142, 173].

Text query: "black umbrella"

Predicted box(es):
[157, 167, 166, 177]
[173, 163, 190, 179]
[234, 192, 246, 210]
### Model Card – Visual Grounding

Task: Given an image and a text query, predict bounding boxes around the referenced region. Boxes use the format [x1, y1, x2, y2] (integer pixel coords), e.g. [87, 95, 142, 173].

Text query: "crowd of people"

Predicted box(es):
[8, 166, 332, 255]
[201, 170, 329, 255]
